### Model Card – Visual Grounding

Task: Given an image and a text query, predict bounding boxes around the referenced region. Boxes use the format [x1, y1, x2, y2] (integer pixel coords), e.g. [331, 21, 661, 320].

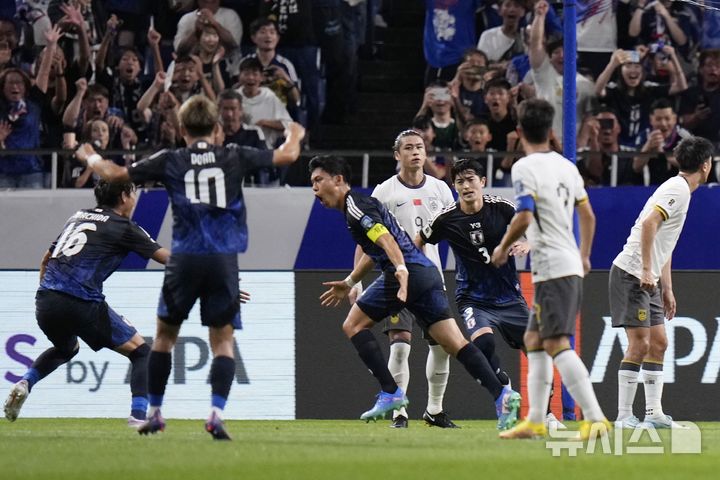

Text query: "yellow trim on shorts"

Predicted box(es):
[367, 223, 389, 243]
[575, 196, 589, 206]
[643, 359, 664, 365]
[654, 205, 669, 221]
[621, 359, 641, 366]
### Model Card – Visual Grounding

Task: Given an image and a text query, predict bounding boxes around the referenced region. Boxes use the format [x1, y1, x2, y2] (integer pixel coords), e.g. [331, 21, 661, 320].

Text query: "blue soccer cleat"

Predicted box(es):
[496, 386, 521, 430]
[137, 410, 165, 436]
[360, 387, 409, 423]
[205, 411, 232, 440]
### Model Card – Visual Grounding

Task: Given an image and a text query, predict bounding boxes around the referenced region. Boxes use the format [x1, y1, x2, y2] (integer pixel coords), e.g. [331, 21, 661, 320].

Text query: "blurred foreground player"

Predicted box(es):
[310, 155, 521, 429]
[4, 181, 170, 426]
[74, 95, 305, 440]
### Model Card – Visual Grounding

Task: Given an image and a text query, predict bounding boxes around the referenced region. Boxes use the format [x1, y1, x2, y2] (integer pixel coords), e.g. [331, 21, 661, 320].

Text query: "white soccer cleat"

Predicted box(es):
[616, 415, 641, 429]
[643, 414, 689, 429]
[127, 416, 146, 429]
[545, 412, 567, 430]
[4, 380, 29, 422]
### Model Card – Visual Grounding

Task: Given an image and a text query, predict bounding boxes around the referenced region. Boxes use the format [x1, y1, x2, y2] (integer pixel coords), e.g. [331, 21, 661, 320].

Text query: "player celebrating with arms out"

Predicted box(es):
[492, 99, 610, 440]
[311, 155, 521, 429]
[74, 95, 305, 440]
[611, 136, 715, 429]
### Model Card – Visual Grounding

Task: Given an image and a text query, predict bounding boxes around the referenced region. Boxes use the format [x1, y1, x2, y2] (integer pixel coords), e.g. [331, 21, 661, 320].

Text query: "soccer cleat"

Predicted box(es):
[545, 412, 567, 430]
[577, 418, 613, 441]
[499, 420, 547, 439]
[205, 412, 232, 440]
[642, 414, 688, 429]
[616, 415, 641, 429]
[127, 416, 146, 428]
[390, 415, 408, 428]
[360, 387, 409, 423]
[137, 410, 166, 435]
[4, 380, 29, 422]
[495, 387, 521, 430]
[423, 410, 460, 428]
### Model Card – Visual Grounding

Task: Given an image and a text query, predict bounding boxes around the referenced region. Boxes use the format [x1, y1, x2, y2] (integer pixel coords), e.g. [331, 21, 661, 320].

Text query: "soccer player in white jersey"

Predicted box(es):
[491, 98, 611, 440]
[350, 130, 457, 428]
[610, 136, 714, 429]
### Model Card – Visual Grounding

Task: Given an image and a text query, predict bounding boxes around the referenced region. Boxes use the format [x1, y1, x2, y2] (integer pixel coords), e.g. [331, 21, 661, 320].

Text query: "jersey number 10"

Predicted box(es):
[184, 168, 227, 208]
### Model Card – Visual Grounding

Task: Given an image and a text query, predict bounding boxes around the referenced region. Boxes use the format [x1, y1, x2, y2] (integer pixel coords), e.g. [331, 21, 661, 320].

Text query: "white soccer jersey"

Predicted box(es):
[511, 151, 588, 283]
[371, 175, 454, 271]
[613, 176, 691, 282]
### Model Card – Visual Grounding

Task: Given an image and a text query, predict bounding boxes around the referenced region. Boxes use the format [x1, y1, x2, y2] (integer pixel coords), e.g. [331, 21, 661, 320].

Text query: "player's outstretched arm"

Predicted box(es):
[492, 211, 532, 268]
[576, 199, 596, 275]
[374, 232, 408, 303]
[272, 122, 306, 166]
[320, 252, 375, 307]
[75, 143, 130, 182]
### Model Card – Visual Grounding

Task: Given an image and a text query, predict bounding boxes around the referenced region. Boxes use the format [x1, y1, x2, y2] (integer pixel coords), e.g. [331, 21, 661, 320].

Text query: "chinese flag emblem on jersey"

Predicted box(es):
[413, 199, 422, 205]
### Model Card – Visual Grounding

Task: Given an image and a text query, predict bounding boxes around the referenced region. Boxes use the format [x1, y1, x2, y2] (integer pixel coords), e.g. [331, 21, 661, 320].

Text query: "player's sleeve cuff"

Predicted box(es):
[367, 223, 389, 243]
[515, 194, 536, 213]
[575, 196, 589, 206]
[653, 205, 669, 221]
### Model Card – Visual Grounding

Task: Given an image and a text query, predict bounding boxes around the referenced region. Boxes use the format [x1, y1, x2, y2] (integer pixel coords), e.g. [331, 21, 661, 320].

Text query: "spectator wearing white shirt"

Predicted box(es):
[477, 0, 526, 66]
[174, 0, 242, 55]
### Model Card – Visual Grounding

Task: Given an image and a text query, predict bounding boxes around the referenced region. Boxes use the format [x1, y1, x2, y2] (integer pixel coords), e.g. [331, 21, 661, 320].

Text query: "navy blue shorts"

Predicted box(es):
[458, 300, 529, 350]
[356, 264, 452, 329]
[35, 289, 137, 352]
[158, 253, 241, 328]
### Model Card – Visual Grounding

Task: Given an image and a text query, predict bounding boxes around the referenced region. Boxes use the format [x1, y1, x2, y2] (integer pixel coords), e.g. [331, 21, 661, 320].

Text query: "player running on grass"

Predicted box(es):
[310, 155, 521, 429]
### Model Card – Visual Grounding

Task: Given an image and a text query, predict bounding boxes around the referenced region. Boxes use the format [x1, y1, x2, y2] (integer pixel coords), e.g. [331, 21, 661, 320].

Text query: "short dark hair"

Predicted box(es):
[179, 95, 218, 137]
[218, 89, 244, 105]
[250, 16, 278, 36]
[239, 57, 263, 73]
[546, 37, 563, 56]
[463, 117, 490, 132]
[393, 129, 424, 152]
[699, 49, 720, 67]
[517, 99, 554, 144]
[308, 155, 352, 185]
[650, 97, 674, 114]
[484, 77, 512, 92]
[451, 158, 486, 183]
[674, 136, 715, 173]
[117, 47, 143, 66]
[463, 48, 489, 65]
[94, 180, 135, 208]
[85, 84, 110, 100]
[411, 115, 432, 132]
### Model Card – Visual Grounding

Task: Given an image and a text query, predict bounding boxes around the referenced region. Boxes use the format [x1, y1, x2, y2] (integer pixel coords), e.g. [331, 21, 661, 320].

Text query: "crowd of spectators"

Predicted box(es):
[0, 0, 375, 188]
[420, 0, 720, 186]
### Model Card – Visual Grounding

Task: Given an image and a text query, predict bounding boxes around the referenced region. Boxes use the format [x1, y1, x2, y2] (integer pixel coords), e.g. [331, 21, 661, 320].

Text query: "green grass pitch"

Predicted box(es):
[1, 419, 719, 480]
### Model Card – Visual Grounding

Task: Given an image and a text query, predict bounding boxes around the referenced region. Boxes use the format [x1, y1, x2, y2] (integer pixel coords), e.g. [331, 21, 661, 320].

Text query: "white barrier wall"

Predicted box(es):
[0, 271, 295, 420]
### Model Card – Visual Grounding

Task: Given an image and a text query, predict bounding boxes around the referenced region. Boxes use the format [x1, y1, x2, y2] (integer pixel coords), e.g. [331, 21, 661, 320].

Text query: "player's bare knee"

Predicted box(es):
[627, 337, 650, 361]
[523, 331, 541, 351]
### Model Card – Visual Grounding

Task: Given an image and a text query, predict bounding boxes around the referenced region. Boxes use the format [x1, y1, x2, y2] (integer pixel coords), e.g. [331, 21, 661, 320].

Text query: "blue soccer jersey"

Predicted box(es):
[40, 208, 161, 301]
[421, 196, 523, 305]
[344, 190, 433, 271]
[128, 141, 273, 254]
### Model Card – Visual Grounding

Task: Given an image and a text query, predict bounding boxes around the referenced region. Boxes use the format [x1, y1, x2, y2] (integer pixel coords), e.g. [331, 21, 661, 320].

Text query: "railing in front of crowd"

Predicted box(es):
[1, 148, 719, 190]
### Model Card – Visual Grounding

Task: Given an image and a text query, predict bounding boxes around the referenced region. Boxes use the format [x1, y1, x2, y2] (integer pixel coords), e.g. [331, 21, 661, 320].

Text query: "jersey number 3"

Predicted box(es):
[185, 168, 227, 208]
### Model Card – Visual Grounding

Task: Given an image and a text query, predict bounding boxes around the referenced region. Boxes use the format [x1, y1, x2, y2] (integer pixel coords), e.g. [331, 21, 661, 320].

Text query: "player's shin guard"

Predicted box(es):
[456, 343, 503, 399]
[426, 344, 449, 415]
[388, 341, 411, 417]
[641, 361, 664, 418]
[210, 356, 235, 416]
[472, 334, 507, 384]
[25, 345, 79, 391]
[351, 330, 398, 394]
[147, 350, 172, 413]
[527, 350, 553, 424]
[553, 349, 604, 422]
[128, 344, 150, 419]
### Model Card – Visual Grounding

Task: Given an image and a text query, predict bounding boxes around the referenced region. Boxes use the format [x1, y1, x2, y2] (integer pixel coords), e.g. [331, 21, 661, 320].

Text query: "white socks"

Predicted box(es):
[526, 350, 553, 424]
[388, 342, 411, 418]
[553, 350, 605, 422]
[617, 366, 640, 420]
[425, 344, 450, 415]
[641, 366, 665, 418]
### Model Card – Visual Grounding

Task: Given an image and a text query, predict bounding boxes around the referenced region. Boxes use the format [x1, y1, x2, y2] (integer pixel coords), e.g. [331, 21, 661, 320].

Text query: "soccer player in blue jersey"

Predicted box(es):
[310, 155, 521, 429]
[74, 95, 305, 440]
[3, 181, 170, 426]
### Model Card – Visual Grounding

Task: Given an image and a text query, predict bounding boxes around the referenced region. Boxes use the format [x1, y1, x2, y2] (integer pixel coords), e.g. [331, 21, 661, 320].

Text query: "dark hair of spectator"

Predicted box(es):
[178, 95, 218, 138]
[649, 97, 674, 113]
[250, 16, 278, 36]
[393, 129, 424, 152]
[175, 54, 195, 66]
[426, 79, 449, 89]
[218, 89, 244, 105]
[239, 57, 263, 73]
[484, 77, 512, 92]
[464, 117, 491, 132]
[463, 48, 489, 65]
[597, 105, 619, 118]
[699, 49, 720, 67]
[545, 37, 563, 56]
[674, 136, 715, 173]
[308, 155, 352, 185]
[451, 158, 486, 183]
[411, 115, 432, 132]
[85, 84, 110, 100]
[517, 99, 554, 144]
[117, 47, 143, 67]
[0, 68, 31, 98]
[94, 180, 136, 208]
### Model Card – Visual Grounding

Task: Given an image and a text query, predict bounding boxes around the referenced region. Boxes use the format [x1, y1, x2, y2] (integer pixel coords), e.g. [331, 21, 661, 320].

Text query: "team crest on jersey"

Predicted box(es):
[360, 215, 374, 230]
[469, 230, 484, 246]
[668, 198, 675, 206]
[638, 309, 648, 321]
[513, 180, 525, 195]
[429, 198, 439, 211]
